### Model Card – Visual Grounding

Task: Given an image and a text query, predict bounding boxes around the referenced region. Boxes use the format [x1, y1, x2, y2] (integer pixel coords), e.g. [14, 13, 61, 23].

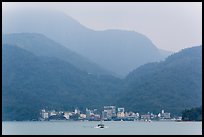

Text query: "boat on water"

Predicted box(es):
[97, 123, 105, 128]
[94, 120, 108, 129]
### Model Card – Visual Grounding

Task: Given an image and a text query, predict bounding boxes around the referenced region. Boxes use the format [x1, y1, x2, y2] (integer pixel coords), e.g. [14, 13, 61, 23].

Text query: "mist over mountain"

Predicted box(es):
[2, 9, 171, 77]
[3, 33, 114, 76]
[116, 46, 202, 115]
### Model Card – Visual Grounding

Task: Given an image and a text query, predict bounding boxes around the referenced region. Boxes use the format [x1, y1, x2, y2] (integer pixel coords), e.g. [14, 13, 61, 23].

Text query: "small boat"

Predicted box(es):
[97, 123, 105, 128]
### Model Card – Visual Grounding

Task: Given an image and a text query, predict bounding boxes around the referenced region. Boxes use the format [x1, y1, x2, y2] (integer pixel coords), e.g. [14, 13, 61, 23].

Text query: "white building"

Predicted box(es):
[50, 110, 57, 116]
[163, 113, 171, 119]
[42, 112, 49, 119]
[40, 109, 49, 119]
[74, 108, 80, 114]
[160, 110, 171, 119]
[64, 112, 70, 120]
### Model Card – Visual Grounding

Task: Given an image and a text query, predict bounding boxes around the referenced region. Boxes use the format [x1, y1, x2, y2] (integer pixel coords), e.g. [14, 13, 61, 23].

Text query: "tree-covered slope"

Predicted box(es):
[182, 106, 202, 121]
[2, 44, 122, 121]
[2, 44, 201, 120]
[116, 46, 202, 115]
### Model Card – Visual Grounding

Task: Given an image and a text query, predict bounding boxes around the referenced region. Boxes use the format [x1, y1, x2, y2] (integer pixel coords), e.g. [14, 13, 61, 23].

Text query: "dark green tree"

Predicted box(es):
[182, 106, 202, 121]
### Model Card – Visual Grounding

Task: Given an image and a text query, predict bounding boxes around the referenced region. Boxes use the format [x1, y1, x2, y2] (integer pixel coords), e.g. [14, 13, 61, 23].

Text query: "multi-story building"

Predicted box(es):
[102, 110, 108, 119]
[41, 109, 49, 119]
[161, 110, 171, 119]
[163, 113, 171, 119]
[117, 107, 125, 118]
[104, 106, 116, 119]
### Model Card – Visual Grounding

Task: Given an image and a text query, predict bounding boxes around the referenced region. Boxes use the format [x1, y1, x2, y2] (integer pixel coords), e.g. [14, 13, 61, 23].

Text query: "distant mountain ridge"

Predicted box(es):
[3, 9, 171, 77]
[2, 33, 115, 76]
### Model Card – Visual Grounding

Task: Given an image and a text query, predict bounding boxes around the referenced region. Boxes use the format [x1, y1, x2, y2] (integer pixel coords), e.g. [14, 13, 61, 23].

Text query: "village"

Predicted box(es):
[40, 106, 182, 122]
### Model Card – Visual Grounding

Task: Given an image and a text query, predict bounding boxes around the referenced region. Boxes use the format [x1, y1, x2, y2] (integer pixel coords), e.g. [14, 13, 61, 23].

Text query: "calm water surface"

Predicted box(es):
[2, 121, 202, 135]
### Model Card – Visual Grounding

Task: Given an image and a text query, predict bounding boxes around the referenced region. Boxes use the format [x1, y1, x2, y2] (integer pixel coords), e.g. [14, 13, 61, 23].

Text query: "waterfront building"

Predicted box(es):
[117, 112, 125, 118]
[41, 111, 49, 119]
[80, 114, 86, 119]
[141, 114, 150, 120]
[102, 110, 108, 120]
[63, 112, 70, 120]
[86, 108, 91, 119]
[104, 106, 116, 118]
[50, 110, 57, 116]
[74, 108, 80, 114]
[163, 113, 171, 119]
[161, 110, 171, 119]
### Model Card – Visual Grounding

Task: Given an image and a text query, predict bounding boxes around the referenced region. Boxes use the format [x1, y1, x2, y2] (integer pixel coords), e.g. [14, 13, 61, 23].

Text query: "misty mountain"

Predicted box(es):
[116, 46, 202, 115]
[2, 33, 114, 76]
[2, 44, 201, 121]
[2, 44, 122, 121]
[3, 9, 171, 77]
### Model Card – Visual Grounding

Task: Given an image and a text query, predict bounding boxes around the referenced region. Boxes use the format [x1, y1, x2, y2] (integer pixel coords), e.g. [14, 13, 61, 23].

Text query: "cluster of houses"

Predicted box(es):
[39, 106, 181, 121]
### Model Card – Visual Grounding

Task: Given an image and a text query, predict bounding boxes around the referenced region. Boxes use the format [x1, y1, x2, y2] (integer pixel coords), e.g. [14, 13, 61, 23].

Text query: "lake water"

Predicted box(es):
[2, 121, 202, 135]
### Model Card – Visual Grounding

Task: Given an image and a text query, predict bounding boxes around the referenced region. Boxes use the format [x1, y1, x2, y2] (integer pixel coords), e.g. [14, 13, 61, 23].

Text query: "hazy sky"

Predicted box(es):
[2, 2, 202, 52]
